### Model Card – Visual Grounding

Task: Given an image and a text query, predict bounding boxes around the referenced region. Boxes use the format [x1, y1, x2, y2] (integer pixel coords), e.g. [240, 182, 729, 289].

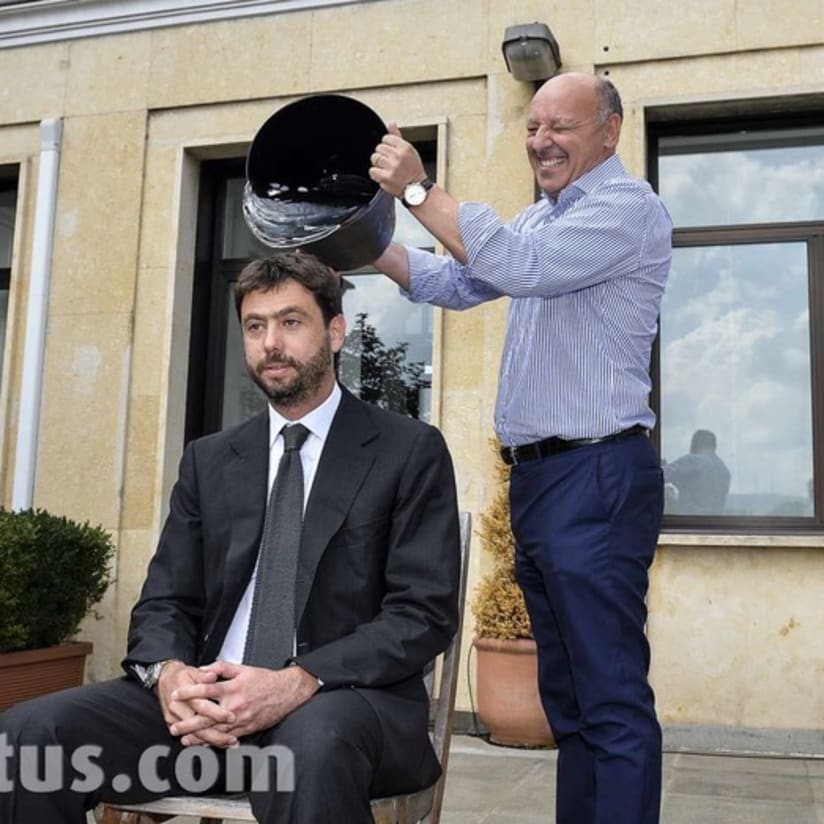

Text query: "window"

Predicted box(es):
[650, 116, 824, 531]
[0, 173, 17, 389]
[186, 141, 437, 441]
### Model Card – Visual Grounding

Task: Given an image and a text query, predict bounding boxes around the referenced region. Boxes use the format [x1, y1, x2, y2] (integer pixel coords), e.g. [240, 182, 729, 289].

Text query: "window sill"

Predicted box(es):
[659, 531, 824, 548]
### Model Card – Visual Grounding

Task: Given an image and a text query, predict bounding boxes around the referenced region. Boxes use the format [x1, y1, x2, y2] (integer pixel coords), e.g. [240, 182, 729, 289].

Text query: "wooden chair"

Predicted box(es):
[97, 510, 472, 824]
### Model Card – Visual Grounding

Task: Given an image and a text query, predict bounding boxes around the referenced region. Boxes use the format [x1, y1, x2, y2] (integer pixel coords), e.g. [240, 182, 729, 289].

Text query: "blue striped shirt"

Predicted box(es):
[404, 154, 672, 446]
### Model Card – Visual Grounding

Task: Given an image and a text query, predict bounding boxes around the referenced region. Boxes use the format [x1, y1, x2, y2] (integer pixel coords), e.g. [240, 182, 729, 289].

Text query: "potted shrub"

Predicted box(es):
[0, 508, 114, 711]
[471, 440, 554, 747]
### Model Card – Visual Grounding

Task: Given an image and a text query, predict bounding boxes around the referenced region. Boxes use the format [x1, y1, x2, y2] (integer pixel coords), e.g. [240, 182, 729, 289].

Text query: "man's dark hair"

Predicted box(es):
[595, 76, 623, 123]
[234, 251, 343, 325]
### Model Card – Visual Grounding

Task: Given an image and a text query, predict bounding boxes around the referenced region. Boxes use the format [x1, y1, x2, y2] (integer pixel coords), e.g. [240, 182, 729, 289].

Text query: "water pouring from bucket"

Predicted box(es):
[243, 94, 396, 271]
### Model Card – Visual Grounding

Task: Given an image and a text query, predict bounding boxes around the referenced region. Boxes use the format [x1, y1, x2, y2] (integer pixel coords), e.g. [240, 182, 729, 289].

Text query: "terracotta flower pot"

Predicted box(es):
[0, 641, 93, 712]
[474, 636, 555, 747]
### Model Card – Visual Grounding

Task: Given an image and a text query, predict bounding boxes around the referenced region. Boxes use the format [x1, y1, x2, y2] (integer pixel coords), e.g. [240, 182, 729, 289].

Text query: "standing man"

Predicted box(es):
[0, 251, 461, 823]
[369, 72, 671, 824]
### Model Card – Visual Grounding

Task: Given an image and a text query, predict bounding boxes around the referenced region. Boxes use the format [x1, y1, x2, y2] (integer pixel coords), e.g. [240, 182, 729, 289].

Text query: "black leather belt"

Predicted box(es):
[500, 424, 648, 466]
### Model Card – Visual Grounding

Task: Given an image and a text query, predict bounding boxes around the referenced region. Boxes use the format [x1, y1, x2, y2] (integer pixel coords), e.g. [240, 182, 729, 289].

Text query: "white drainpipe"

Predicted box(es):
[12, 117, 63, 511]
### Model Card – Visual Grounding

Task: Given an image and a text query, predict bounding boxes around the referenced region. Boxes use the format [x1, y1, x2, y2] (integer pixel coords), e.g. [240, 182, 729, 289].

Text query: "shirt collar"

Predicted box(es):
[542, 153, 626, 205]
[267, 381, 342, 448]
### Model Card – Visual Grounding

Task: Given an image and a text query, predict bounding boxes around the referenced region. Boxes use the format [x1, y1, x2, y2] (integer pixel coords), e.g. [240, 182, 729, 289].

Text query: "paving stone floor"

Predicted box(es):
[89, 734, 824, 822]
[440, 735, 824, 823]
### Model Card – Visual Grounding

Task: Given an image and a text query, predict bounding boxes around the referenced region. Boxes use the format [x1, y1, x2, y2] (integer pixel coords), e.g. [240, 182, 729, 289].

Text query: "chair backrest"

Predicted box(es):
[423, 509, 471, 824]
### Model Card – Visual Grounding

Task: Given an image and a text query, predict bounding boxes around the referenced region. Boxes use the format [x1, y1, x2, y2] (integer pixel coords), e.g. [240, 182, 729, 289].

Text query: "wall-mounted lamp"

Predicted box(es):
[501, 22, 562, 82]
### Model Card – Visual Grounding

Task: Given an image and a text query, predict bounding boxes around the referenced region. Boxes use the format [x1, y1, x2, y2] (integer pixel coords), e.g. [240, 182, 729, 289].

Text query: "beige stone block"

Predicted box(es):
[129, 266, 170, 398]
[146, 96, 274, 147]
[0, 42, 69, 124]
[0, 122, 40, 164]
[594, 0, 736, 63]
[736, 0, 822, 50]
[359, 78, 487, 127]
[444, 110, 532, 217]
[120, 394, 160, 532]
[35, 311, 133, 531]
[64, 31, 152, 116]
[648, 547, 824, 728]
[50, 111, 145, 315]
[798, 44, 824, 79]
[136, 142, 180, 272]
[484, 70, 534, 133]
[147, 13, 312, 109]
[310, 0, 487, 90]
[605, 49, 804, 107]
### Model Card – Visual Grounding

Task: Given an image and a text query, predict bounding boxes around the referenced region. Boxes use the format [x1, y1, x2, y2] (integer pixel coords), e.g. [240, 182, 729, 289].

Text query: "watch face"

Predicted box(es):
[403, 182, 427, 207]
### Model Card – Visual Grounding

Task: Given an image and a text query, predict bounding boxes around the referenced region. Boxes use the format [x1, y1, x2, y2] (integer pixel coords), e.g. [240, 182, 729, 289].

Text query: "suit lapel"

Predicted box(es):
[295, 390, 378, 626]
[213, 411, 269, 639]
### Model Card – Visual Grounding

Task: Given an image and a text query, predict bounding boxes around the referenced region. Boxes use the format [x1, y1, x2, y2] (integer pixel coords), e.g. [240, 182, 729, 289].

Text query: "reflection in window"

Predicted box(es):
[339, 275, 432, 421]
[653, 118, 824, 528]
[658, 127, 824, 227]
[660, 243, 812, 518]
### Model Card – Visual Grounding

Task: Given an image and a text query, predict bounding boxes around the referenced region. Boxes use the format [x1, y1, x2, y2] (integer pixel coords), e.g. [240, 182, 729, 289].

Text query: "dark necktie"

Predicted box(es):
[243, 422, 310, 669]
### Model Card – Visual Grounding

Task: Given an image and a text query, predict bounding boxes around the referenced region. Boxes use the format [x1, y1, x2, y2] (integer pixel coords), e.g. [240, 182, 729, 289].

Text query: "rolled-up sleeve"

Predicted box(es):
[401, 204, 506, 310]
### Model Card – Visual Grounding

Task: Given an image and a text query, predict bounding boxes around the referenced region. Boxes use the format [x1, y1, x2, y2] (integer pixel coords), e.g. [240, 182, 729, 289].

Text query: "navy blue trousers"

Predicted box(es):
[510, 433, 663, 824]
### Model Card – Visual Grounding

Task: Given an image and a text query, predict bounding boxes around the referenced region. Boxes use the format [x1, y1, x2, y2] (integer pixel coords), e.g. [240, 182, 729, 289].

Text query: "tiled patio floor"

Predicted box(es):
[88, 733, 824, 822]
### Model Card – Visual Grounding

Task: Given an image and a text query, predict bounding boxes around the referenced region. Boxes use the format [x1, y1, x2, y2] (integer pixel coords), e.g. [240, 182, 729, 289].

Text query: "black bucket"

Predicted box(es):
[243, 94, 395, 271]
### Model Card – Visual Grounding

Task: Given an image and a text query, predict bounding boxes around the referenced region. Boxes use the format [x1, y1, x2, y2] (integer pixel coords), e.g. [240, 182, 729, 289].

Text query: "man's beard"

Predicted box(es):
[248, 334, 333, 409]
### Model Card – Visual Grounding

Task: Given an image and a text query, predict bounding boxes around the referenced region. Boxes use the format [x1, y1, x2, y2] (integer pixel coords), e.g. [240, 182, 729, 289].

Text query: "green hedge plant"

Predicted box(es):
[0, 508, 114, 653]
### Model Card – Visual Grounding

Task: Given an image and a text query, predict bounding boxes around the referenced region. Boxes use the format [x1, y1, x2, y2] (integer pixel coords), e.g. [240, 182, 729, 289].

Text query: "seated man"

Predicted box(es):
[0, 251, 461, 824]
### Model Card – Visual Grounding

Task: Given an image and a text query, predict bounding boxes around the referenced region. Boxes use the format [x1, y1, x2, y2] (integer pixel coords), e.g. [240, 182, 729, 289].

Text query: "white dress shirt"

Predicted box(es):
[217, 382, 342, 663]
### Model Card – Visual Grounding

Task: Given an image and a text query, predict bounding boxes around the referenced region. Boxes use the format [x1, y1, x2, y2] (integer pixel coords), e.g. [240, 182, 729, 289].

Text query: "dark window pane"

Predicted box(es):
[0, 187, 15, 269]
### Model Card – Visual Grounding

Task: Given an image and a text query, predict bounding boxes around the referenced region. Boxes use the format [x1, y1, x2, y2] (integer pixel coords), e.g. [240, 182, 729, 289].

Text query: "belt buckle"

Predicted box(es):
[502, 445, 519, 466]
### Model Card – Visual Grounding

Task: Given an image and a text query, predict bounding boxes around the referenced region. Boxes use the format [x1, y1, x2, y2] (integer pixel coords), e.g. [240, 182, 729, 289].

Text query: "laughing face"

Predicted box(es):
[526, 73, 621, 200]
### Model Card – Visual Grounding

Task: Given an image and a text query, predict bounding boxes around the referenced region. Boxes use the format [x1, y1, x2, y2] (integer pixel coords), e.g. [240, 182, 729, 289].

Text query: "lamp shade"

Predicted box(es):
[502, 22, 561, 82]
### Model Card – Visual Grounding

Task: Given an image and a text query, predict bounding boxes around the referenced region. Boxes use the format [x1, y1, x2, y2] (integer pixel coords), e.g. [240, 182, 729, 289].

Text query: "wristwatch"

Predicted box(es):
[401, 177, 434, 209]
[133, 659, 176, 690]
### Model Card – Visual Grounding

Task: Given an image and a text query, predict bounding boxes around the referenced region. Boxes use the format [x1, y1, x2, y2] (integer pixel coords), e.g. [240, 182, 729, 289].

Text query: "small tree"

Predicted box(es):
[471, 439, 533, 640]
[339, 312, 427, 418]
[0, 509, 114, 652]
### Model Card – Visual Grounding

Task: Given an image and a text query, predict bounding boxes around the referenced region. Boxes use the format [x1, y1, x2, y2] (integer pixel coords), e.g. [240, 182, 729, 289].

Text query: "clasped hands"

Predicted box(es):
[157, 660, 320, 748]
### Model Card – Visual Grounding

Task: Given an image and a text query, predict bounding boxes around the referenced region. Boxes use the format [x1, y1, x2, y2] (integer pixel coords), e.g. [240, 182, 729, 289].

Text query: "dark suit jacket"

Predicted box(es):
[123, 387, 461, 790]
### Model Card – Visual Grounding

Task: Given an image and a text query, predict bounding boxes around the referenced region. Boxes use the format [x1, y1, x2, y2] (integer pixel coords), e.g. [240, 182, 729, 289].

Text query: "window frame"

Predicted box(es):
[648, 114, 824, 534]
